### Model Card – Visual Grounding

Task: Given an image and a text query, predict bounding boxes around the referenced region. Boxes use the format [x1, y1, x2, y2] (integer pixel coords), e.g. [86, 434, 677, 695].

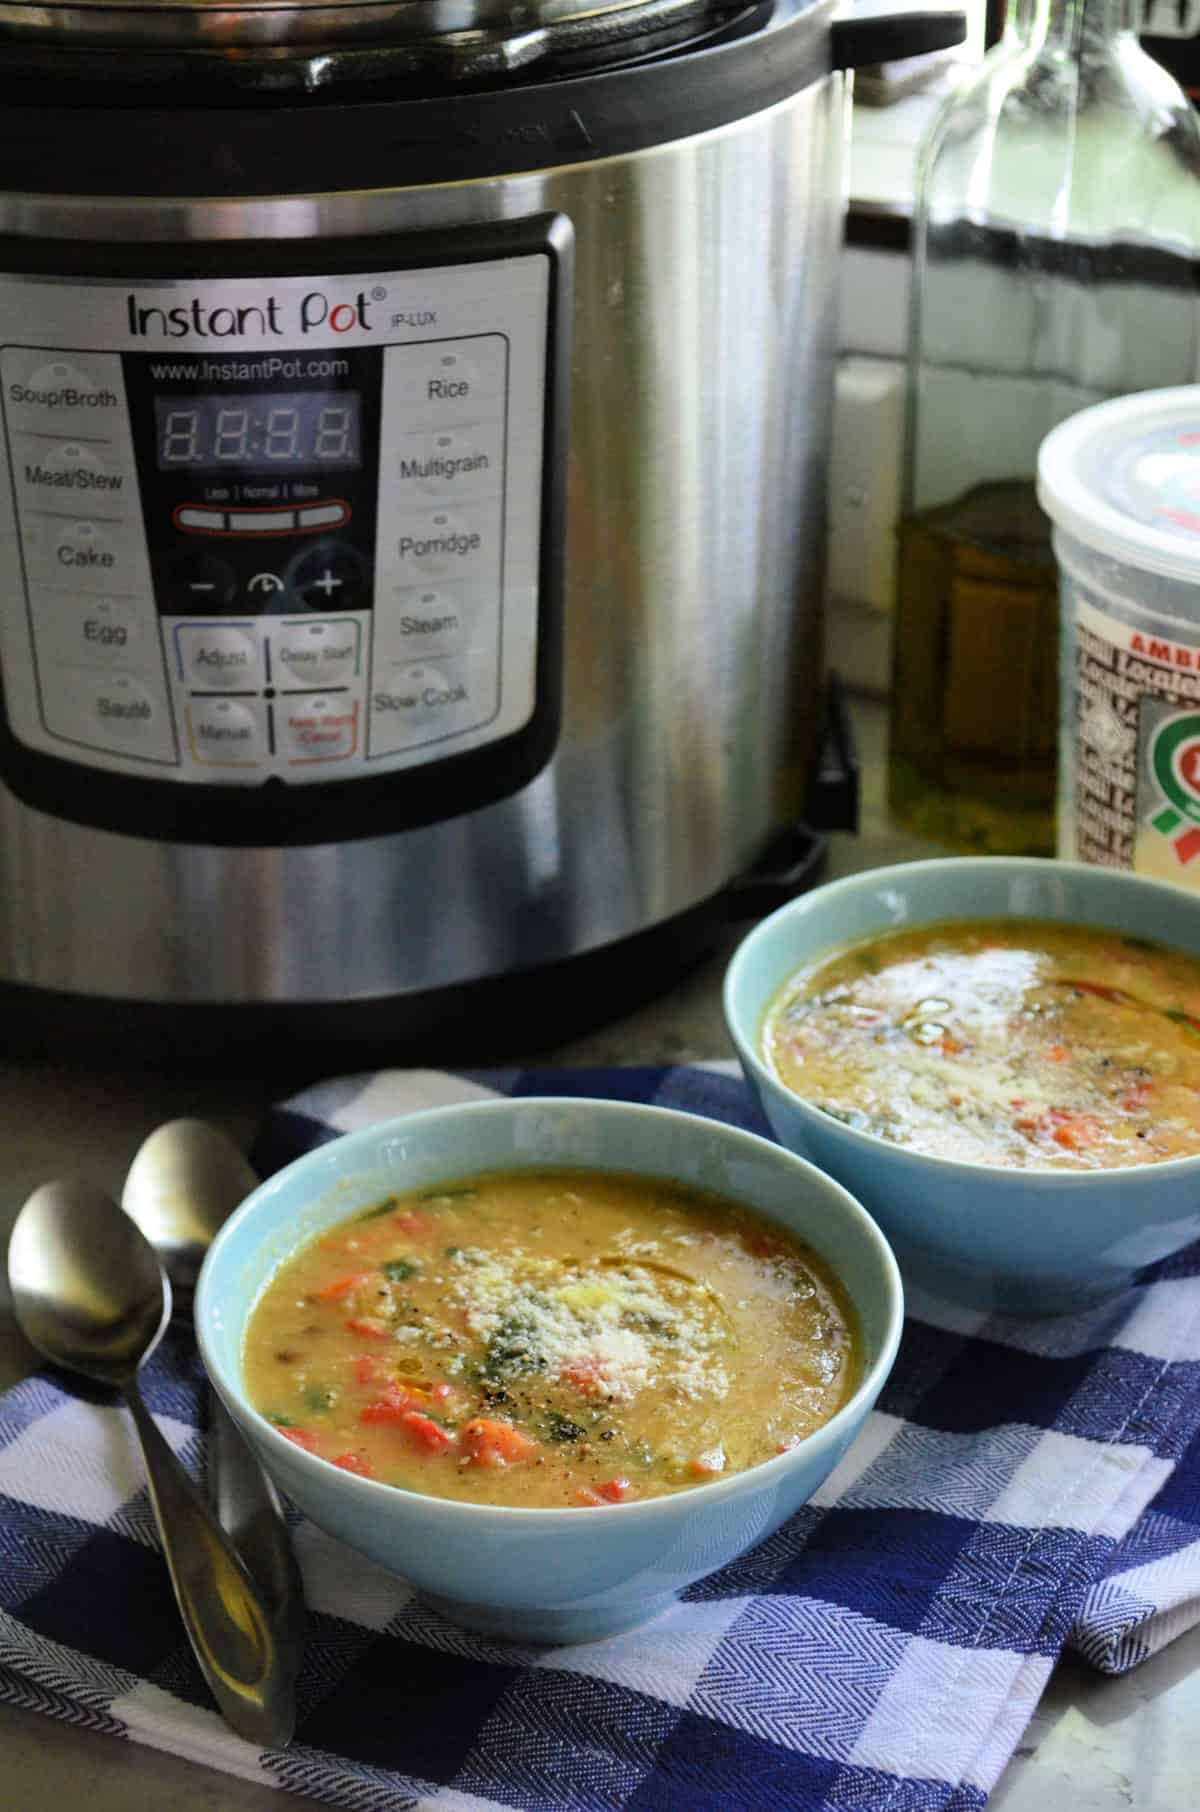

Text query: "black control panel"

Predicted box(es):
[124, 346, 382, 619]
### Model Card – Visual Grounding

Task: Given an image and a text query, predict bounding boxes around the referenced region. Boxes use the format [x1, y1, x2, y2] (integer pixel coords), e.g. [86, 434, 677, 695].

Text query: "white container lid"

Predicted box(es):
[1037, 386, 1200, 586]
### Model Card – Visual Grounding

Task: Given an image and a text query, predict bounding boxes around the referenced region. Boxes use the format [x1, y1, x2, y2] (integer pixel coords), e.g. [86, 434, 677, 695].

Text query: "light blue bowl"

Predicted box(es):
[196, 1097, 902, 1645]
[725, 857, 1200, 1315]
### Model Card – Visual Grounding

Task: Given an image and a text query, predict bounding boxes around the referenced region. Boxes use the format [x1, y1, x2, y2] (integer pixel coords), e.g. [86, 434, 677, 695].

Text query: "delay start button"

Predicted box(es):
[275, 620, 359, 689]
[282, 693, 358, 762]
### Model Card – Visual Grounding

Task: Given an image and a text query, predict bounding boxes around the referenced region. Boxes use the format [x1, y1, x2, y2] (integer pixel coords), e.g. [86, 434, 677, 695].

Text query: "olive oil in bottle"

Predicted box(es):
[889, 479, 1058, 854]
[889, 0, 1200, 855]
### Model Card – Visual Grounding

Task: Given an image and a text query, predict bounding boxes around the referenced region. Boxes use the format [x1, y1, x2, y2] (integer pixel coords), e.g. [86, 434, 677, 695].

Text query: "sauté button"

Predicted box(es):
[88, 673, 159, 745]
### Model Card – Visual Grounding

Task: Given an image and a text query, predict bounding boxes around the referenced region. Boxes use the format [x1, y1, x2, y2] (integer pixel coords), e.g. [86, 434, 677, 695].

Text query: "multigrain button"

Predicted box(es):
[282, 693, 358, 762]
[176, 625, 259, 690]
[394, 425, 502, 501]
[187, 697, 265, 766]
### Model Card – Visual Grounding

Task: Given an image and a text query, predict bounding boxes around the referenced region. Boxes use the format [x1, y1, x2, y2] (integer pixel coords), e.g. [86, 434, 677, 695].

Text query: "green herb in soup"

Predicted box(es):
[242, 1168, 860, 1505]
[763, 917, 1200, 1170]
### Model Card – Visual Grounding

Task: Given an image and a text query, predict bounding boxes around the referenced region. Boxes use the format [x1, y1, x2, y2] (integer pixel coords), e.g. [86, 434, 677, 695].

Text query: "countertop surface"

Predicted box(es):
[1, 702, 1198, 1811]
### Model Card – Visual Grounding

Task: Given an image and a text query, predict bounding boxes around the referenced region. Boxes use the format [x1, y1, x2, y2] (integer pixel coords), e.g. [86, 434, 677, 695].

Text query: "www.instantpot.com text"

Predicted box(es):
[148, 355, 351, 383]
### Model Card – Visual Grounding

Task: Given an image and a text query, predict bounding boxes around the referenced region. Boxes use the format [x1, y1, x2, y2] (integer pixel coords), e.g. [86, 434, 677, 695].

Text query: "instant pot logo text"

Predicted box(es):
[125, 290, 374, 339]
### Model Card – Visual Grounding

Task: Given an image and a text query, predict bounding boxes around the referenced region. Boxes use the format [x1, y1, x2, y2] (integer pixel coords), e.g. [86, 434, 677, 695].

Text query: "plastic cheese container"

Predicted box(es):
[1038, 387, 1200, 886]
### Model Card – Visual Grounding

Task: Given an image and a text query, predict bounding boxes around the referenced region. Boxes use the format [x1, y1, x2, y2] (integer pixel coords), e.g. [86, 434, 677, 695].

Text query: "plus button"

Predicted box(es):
[313, 568, 343, 598]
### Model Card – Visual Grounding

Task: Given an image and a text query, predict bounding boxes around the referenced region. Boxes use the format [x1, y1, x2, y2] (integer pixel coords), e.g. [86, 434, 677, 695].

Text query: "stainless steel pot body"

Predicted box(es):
[0, 79, 843, 1009]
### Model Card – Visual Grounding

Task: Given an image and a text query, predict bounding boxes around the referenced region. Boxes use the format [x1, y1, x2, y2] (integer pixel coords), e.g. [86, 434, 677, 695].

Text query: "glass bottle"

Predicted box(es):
[889, 0, 1200, 855]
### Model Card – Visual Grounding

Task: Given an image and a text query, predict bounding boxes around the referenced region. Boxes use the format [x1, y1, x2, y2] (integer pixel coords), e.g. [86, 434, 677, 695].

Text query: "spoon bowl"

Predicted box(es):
[7, 1175, 295, 1748]
[9, 1179, 170, 1386]
[123, 1118, 258, 1303]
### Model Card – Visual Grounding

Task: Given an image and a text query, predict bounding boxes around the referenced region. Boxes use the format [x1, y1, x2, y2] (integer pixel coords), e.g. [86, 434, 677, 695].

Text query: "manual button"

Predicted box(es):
[186, 697, 266, 767]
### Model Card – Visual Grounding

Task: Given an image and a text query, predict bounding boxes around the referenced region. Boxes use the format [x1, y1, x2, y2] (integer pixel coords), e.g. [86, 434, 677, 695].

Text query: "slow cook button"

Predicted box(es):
[186, 697, 266, 767]
[282, 693, 358, 762]
[176, 625, 260, 690]
[370, 661, 479, 750]
[275, 620, 359, 688]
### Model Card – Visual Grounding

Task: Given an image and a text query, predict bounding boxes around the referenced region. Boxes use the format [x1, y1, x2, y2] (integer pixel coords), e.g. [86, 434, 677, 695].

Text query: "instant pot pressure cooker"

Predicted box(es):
[0, 0, 961, 1062]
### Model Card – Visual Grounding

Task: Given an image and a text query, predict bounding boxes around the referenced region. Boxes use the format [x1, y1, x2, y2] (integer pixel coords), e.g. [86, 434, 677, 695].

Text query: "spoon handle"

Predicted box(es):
[125, 1376, 297, 1749]
[208, 1385, 308, 1657]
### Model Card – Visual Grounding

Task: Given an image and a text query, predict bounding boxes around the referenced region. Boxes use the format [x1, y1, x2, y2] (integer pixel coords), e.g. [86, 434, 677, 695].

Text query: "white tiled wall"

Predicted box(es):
[828, 245, 911, 694]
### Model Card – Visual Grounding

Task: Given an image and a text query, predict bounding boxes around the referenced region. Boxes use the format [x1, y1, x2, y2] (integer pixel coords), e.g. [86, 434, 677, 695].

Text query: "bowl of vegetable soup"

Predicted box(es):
[196, 1096, 902, 1644]
[725, 857, 1200, 1314]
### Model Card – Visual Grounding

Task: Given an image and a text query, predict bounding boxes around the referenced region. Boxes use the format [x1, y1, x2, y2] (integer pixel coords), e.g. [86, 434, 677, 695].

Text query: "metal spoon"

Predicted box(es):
[7, 1178, 296, 1749]
[122, 1119, 306, 1662]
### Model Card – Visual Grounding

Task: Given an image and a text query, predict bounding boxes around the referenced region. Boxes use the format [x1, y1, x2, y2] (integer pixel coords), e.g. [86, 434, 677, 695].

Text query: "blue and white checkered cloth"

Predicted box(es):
[4, 1063, 1200, 1811]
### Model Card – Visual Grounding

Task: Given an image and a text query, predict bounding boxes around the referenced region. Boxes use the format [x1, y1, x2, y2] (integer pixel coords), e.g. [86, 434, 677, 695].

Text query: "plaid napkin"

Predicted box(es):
[4, 1063, 1200, 1812]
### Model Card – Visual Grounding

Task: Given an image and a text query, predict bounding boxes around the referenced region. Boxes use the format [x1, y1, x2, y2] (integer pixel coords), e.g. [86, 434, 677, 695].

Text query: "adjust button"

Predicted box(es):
[176, 624, 260, 690]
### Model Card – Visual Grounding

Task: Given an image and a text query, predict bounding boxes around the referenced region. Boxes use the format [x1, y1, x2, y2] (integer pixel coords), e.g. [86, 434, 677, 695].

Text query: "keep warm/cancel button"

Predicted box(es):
[282, 694, 359, 763]
[369, 660, 486, 754]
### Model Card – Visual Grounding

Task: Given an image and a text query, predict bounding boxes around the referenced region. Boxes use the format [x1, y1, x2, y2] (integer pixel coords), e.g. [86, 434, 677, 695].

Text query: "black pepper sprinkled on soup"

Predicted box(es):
[242, 1168, 861, 1504]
